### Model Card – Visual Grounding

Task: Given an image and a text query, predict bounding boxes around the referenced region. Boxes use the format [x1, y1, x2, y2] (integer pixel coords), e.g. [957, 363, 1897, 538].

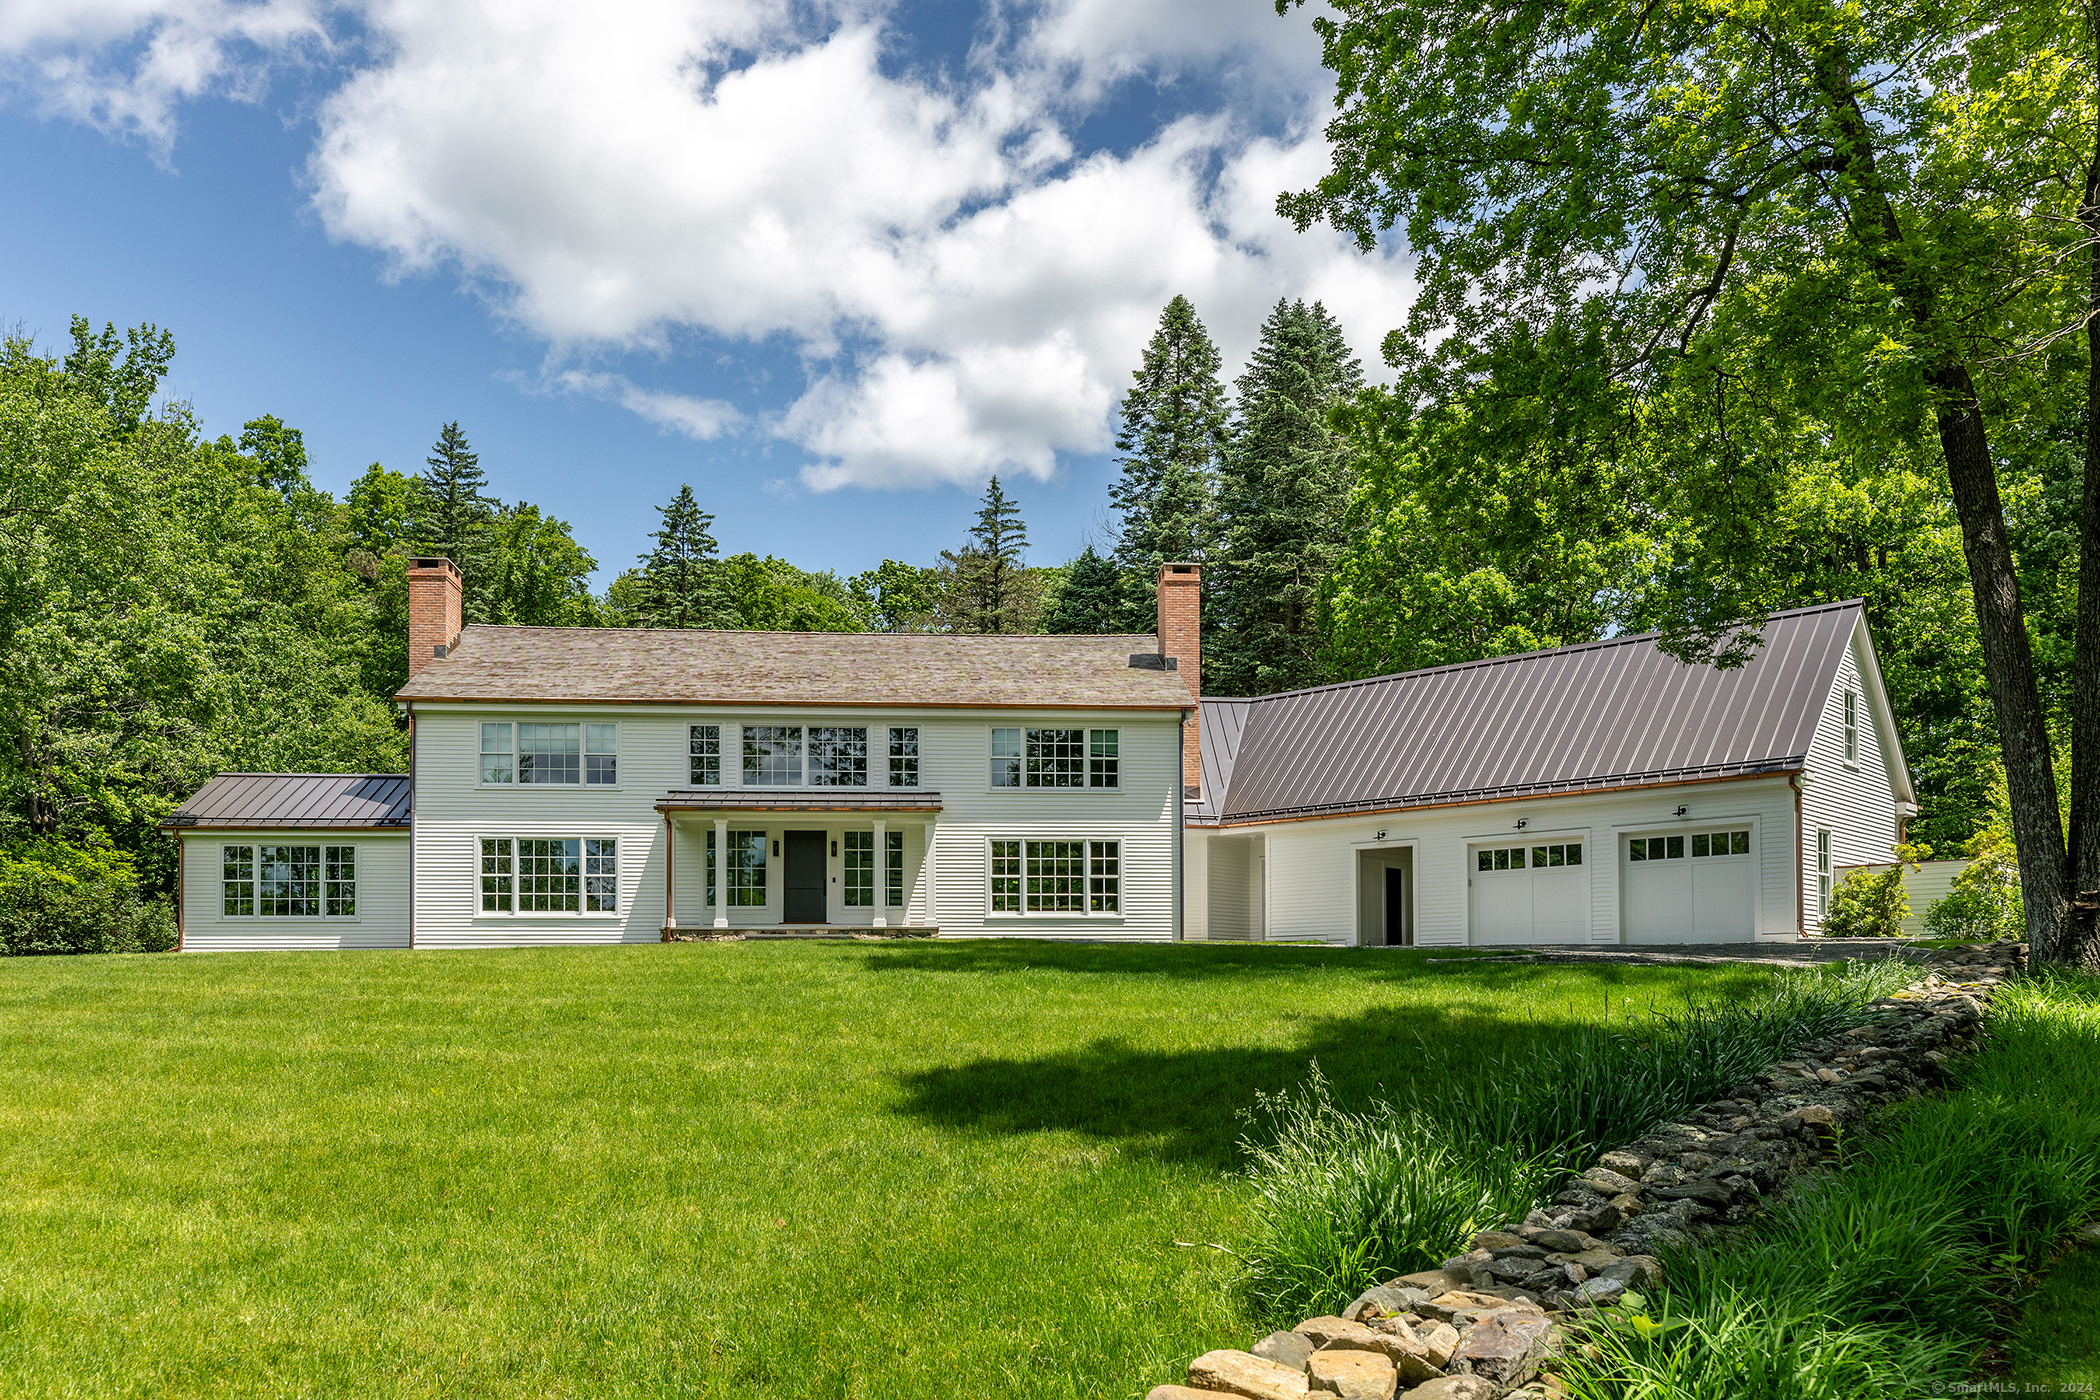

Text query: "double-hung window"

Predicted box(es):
[1843, 691, 1859, 763]
[481, 722, 616, 785]
[221, 844, 355, 917]
[1817, 829, 1832, 916]
[889, 728, 919, 787]
[989, 729, 1121, 788]
[689, 725, 721, 786]
[809, 728, 869, 786]
[886, 830, 905, 907]
[478, 837, 617, 913]
[987, 839, 1120, 914]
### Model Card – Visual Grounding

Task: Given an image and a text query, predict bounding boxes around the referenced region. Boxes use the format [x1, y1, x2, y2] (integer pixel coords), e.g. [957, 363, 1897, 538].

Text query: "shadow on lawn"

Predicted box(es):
[885, 950, 1772, 1169]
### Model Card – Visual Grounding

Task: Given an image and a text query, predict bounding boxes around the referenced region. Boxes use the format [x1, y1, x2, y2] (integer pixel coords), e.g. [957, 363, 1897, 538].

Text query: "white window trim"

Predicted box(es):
[1618, 825, 1755, 864]
[985, 726, 1122, 793]
[472, 834, 624, 918]
[476, 719, 622, 790]
[886, 726, 921, 790]
[1842, 690, 1860, 768]
[981, 835, 1125, 918]
[217, 840, 362, 921]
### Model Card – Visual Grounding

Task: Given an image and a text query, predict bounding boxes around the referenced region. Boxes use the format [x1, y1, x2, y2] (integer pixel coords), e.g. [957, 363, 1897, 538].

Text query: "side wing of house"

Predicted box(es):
[1798, 614, 1915, 932]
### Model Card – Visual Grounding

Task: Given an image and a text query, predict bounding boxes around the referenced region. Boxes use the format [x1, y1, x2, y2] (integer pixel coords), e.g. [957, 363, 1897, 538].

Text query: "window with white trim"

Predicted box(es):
[222, 843, 355, 917]
[480, 722, 616, 785]
[1817, 828, 1832, 915]
[478, 838, 617, 913]
[809, 727, 869, 786]
[988, 729, 1121, 788]
[690, 725, 721, 786]
[843, 831, 875, 906]
[889, 728, 919, 787]
[745, 726, 803, 786]
[1843, 690, 1859, 763]
[885, 830, 905, 907]
[1476, 845, 1531, 870]
[726, 829, 767, 905]
[986, 838, 1121, 913]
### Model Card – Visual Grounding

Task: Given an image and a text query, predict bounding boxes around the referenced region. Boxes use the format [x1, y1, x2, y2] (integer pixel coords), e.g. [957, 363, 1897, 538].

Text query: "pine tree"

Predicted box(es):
[635, 484, 736, 629]
[414, 421, 493, 561]
[1110, 296, 1226, 629]
[1040, 545, 1123, 633]
[939, 475, 1037, 634]
[1208, 300, 1364, 695]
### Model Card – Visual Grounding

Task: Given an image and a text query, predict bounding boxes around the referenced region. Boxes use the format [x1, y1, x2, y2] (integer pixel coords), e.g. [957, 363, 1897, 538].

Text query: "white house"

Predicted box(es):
[163, 559, 1912, 949]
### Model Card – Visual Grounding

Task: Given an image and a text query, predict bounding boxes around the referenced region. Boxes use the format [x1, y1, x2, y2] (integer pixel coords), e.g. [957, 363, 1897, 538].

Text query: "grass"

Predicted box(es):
[2011, 1245, 2100, 1386]
[1234, 960, 1912, 1322]
[1556, 970, 2100, 1400]
[0, 940, 1789, 1399]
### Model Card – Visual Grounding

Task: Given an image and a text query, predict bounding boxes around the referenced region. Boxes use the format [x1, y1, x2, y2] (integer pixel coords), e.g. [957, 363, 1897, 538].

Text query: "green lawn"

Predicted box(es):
[2012, 1236, 2100, 1386]
[0, 941, 1781, 1399]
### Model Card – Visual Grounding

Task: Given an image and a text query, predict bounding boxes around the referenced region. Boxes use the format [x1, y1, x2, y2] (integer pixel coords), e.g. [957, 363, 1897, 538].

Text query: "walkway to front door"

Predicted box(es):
[783, 830, 827, 923]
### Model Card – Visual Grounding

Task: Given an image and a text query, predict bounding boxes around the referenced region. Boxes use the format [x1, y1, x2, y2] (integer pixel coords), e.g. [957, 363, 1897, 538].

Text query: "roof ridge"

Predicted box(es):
[1223, 599, 1863, 707]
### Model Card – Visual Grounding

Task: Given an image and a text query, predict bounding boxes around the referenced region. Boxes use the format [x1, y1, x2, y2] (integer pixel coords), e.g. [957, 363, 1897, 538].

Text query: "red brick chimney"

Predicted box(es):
[1157, 562, 1202, 797]
[407, 557, 463, 679]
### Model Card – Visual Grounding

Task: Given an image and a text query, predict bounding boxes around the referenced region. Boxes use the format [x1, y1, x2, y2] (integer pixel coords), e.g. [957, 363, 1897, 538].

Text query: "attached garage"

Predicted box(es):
[1467, 839, 1588, 944]
[1622, 828, 1755, 943]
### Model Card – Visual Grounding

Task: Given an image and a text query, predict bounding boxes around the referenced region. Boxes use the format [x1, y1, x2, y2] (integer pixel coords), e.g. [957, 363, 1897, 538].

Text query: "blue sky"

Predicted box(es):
[0, 0, 1413, 587]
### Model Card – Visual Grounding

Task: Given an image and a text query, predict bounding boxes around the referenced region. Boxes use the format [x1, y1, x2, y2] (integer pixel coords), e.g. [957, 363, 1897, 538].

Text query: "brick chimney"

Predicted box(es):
[407, 557, 463, 679]
[1157, 562, 1202, 797]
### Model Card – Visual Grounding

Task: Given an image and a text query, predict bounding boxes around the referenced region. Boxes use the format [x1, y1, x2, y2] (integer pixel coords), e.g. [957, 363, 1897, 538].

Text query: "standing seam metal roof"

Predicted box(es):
[1194, 601, 1870, 825]
[159, 774, 413, 829]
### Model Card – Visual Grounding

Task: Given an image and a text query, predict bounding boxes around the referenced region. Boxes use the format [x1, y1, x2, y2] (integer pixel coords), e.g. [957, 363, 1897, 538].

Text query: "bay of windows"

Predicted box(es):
[988, 839, 1120, 914]
[221, 843, 355, 917]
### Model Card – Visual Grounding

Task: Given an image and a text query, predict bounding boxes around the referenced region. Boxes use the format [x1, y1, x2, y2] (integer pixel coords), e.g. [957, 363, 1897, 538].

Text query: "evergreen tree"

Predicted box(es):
[1110, 296, 1226, 629]
[635, 484, 736, 629]
[939, 475, 1037, 634]
[414, 421, 493, 562]
[1209, 299, 1364, 695]
[1040, 545, 1124, 633]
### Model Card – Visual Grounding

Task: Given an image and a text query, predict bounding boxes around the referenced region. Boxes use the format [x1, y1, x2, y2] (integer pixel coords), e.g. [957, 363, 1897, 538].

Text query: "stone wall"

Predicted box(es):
[1146, 941, 2024, 1400]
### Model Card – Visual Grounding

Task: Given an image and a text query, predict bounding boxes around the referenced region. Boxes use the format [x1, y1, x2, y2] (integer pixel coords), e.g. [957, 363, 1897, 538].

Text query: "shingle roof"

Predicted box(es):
[394, 626, 1194, 710]
[160, 774, 413, 829]
[1199, 601, 1870, 825]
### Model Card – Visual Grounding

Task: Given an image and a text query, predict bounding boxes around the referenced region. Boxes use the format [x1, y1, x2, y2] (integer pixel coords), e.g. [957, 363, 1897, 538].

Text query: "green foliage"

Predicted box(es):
[1111, 295, 1225, 629]
[483, 504, 601, 626]
[1822, 867, 1911, 939]
[1041, 545, 1124, 634]
[939, 475, 1038, 634]
[719, 554, 867, 632]
[849, 558, 943, 632]
[633, 483, 734, 629]
[1924, 842, 2026, 942]
[1560, 972, 2100, 1399]
[1209, 300, 1362, 695]
[0, 837, 175, 955]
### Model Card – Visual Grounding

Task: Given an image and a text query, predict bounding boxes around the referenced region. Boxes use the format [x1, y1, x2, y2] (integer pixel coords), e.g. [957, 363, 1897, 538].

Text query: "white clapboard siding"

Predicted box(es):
[408, 705, 1183, 946]
[181, 831, 411, 950]
[1224, 774, 1801, 946]
[1800, 635, 1905, 934]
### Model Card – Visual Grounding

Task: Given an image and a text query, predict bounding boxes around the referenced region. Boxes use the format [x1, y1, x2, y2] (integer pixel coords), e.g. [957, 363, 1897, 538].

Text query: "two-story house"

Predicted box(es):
[164, 559, 1913, 949]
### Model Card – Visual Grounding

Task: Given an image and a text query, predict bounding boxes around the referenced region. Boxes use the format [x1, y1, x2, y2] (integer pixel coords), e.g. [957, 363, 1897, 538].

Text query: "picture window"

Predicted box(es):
[808, 727, 869, 787]
[987, 839, 1120, 913]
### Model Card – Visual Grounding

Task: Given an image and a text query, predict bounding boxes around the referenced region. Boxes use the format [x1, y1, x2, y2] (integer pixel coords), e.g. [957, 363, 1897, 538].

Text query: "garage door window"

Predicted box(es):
[1692, 831, 1750, 857]
[1477, 846, 1528, 870]
[1531, 843, 1582, 867]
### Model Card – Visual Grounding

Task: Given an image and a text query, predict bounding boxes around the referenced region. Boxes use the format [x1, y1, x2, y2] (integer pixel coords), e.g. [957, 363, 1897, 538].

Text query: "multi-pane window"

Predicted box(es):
[481, 723, 513, 784]
[1630, 832, 1747, 862]
[478, 837, 616, 913]
[1817, 828, 1832, 916]
[990, 728, 1123, 788]
[222, 845, 255, 916]
[808, 727, 869, 786]
[1477, 846, 1529, 871]
[1843, 691, 1859, 763]
[889, 728, 919, 787]
[843, 831, 875, 906]
[1627, 835, 1686, 862]
[886, 830, 905, 907]
[585, 725, 618, 785]
[518, 724, 580, 784]
[745, 726, 803, 786]
[988, 839, 1121, 914]
[689, 725, 722, 786]
[1689, 831, 1750, 858]
[727, 829, 768, 905]
[223, 844, 354, 917]
[1528, 843, 1583, 867]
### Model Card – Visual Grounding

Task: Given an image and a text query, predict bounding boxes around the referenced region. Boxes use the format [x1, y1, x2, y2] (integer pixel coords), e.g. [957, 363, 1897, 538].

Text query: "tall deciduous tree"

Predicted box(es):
[1280, 0, 2096, 965]
[1111, 296, 1226, 628]
[635, 485, 735, 629]
[1209, 299, 1363, 695]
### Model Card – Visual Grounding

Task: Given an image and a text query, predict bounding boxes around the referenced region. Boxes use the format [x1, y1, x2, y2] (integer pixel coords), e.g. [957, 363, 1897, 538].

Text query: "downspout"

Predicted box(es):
[406, 702, 417, 950]
[1174, 708, 1187, 943]
[1791, 771, 1805, 936]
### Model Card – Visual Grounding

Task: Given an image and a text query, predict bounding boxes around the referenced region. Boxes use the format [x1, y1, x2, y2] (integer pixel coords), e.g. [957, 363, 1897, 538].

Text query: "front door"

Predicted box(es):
[784, 830, 827, 923]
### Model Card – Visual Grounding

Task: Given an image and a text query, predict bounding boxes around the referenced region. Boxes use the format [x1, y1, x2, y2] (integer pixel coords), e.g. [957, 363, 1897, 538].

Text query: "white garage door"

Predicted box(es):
[1623, 829, 1755, 943]
[1468, 840, 1587, 944]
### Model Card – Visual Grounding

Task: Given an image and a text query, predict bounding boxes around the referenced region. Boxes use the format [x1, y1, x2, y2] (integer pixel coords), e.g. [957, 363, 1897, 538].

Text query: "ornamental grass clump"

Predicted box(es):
[1238, 961, 1909, 1321]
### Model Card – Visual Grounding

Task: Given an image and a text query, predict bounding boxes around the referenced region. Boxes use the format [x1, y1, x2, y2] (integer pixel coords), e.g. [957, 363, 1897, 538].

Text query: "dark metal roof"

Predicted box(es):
[161, 774, 413, 830]
[1187, 698, 1252, 821]
[656, 789, 943, 814]
[1201, 601, 1868, 826]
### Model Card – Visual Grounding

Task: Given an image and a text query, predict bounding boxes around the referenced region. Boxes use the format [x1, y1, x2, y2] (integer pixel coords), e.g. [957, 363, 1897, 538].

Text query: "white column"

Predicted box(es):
[712, 817, 729, 928]
[872, 818, 888, 928]
[663, 813, 677, 935]
[921, 820, 937, 930]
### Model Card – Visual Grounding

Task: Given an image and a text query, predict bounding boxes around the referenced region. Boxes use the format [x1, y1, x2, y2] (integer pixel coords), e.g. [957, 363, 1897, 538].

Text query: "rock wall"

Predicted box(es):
[1147, 940, 2023, 1400]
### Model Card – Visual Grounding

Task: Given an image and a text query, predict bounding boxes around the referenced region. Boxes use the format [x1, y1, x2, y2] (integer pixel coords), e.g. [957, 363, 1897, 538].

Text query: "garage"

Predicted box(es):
[1468, 839, 1588, 944]
[1622, 828, 1755, 943]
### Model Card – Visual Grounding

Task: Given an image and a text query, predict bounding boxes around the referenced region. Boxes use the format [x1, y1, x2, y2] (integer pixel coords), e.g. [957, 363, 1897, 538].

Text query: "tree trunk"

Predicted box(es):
[2067, 2, 2100, 971]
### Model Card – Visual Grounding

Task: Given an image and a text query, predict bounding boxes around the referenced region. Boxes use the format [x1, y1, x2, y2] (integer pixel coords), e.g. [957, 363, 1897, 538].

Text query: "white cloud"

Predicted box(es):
[2, 0, 1415, 489]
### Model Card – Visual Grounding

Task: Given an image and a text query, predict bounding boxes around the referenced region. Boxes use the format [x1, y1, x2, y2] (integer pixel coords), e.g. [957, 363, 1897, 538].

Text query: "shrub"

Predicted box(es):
[0, 838, 176, 955]
[1923, 845, 2023, 942]
[1821, 865, 1909, 938]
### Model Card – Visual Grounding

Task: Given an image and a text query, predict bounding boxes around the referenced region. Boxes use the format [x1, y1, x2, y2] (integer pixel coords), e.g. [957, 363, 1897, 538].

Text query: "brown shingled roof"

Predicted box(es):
[394, 626, 1194, 709]
[160, 774, 412, 829]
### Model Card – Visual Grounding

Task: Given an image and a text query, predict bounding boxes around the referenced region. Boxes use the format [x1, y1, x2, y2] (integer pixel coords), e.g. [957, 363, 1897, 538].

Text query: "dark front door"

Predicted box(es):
[1385, 866, 1409, 946]
[784, 830, 827, 923]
